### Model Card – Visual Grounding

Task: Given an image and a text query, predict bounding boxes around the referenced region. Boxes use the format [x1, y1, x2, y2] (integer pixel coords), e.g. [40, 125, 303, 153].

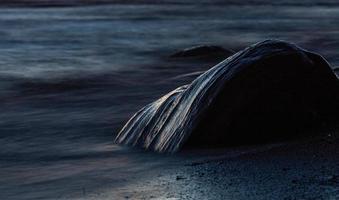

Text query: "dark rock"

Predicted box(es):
[176, 175, 186, 180]
[170, 45, 234, 61]
[115, 40, 339, 153]
[327, 175, 338, 183]
[282, 168, 290, 171]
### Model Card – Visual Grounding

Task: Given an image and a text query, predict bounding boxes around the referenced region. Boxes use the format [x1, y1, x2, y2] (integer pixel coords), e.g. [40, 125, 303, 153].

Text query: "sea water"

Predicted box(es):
[0, 1, 339, 199]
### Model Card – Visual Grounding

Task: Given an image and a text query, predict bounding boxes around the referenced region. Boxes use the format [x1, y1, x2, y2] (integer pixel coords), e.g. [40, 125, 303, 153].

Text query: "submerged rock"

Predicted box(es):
[170, 45, 234, 60]
[115, 40, 339, 153]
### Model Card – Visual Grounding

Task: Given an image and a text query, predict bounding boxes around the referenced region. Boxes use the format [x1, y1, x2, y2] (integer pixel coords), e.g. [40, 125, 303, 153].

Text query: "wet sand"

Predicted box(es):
[51, 133, 339, 200]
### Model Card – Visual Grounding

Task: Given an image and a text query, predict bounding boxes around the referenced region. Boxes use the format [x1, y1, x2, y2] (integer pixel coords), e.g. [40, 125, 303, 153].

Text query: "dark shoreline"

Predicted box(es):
[68, 135, 339, 200]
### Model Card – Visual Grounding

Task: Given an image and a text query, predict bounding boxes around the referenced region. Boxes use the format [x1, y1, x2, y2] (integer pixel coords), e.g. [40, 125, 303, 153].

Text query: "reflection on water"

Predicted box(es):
[0, 2, 339, 199]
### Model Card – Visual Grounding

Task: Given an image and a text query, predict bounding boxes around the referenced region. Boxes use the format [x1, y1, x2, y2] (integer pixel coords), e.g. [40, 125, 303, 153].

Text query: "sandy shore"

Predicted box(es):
[55, 132, 339, 200]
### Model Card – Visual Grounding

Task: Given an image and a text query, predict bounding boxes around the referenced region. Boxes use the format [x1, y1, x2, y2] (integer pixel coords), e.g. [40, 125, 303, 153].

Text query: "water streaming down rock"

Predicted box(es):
[114, 40, 339, 153]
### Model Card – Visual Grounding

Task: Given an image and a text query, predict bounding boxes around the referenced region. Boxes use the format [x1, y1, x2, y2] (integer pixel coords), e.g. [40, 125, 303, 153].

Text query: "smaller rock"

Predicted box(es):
[170, 45, 234, 60]
[176, 175, 186, 180]
[282, 167, 290, 171]
[328, 175, 338, 183]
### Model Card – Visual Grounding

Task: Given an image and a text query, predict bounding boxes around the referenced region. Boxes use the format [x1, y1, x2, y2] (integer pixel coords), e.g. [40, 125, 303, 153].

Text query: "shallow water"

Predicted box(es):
[1, 1, 339, 199]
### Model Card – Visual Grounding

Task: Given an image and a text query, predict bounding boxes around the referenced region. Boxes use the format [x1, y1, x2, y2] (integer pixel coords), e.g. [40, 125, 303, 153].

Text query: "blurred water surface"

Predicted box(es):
[0, 1, 339, 199]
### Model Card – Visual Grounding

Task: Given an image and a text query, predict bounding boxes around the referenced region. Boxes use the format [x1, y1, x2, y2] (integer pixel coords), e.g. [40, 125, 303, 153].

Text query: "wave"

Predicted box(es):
[2, 0, 339, 8]
[114, 40, 339, 153]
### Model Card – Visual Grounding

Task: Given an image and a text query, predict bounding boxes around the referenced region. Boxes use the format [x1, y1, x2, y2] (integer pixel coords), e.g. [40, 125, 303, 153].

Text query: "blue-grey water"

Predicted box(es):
[1, 1, 339, 199]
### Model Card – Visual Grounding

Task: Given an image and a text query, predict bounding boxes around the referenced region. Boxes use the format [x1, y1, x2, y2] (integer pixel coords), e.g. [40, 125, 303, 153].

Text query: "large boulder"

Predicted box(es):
[115, 40, 339, 153]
